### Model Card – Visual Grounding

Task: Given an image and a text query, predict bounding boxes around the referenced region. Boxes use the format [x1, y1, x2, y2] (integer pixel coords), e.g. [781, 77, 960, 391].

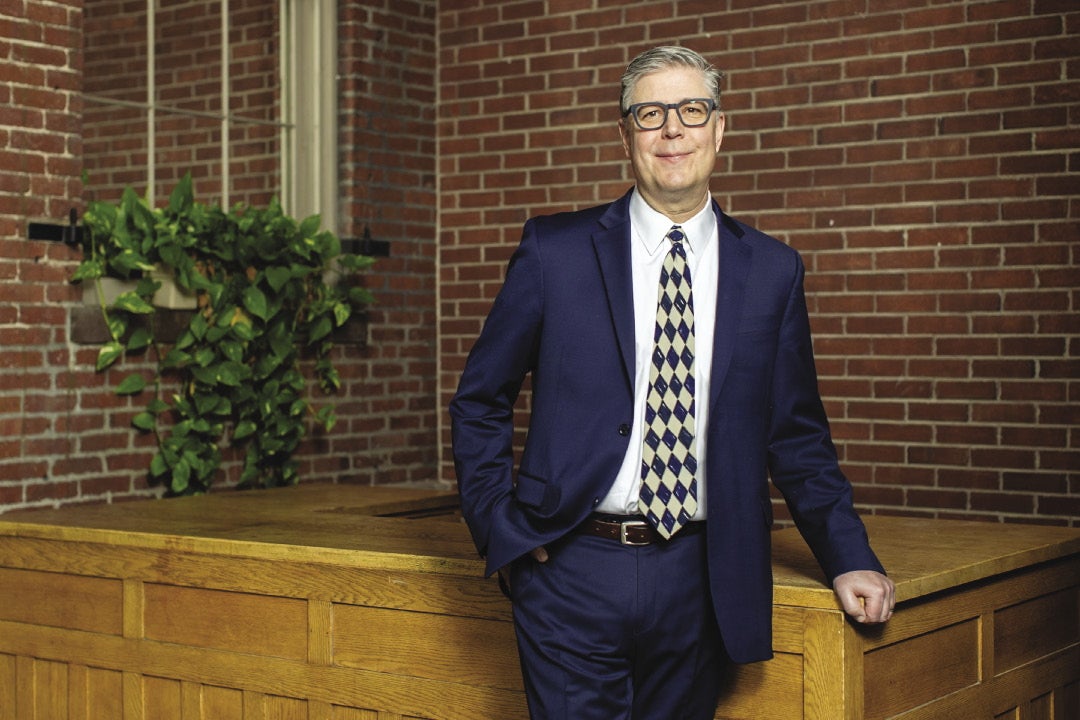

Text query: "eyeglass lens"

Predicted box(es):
[632, 100, 713, 129]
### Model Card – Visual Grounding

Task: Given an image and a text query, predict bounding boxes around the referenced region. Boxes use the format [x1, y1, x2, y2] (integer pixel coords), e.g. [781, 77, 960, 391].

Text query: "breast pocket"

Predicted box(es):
[731, 314, 779, 370]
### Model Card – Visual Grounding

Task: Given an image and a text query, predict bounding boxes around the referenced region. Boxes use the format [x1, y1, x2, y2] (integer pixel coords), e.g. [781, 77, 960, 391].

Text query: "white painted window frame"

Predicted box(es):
[83, 0, 338, 231]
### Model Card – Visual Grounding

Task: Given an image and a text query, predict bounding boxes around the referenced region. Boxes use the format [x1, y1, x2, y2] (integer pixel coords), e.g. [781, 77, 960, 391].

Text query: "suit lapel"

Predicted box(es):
[591, 193, 753, 398]
[709, 203, 752, 407]
[592, 192, 636, 387]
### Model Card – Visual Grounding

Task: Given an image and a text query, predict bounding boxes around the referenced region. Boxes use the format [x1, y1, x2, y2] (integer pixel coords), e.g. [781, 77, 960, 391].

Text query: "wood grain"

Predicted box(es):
[0, 485, 1075, 720]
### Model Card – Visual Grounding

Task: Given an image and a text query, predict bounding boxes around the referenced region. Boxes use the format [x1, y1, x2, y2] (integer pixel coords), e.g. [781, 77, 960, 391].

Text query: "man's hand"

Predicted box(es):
[497, 546, 549, 595]
[833, 570, 895, 623]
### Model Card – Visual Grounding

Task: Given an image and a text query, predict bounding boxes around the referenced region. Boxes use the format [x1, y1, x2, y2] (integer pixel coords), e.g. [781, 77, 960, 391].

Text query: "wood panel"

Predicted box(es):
[0, 566, 122, 635]
[713, 652, 803, 719]
[882, 647, 1078, 720]
[0, 654, 13, 718]
[144, 675, 182, 720]
[74, 666, 123, 720]
[993, 587, 1078, 675]
[143, 584, 308, 660]
[249, 693, 308, 720]
[864, 619, 980, 719]
[332, 604, 521, 692]
[0, 536, 508, 622]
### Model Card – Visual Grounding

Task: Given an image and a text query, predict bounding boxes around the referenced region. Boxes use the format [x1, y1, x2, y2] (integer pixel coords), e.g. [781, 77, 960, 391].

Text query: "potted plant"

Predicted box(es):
[72, 175, 374, 494]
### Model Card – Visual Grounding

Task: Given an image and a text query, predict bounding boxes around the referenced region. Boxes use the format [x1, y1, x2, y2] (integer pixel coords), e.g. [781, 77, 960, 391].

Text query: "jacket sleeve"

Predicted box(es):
[766, 253, 886, 582]
[448, 220, 546, 574]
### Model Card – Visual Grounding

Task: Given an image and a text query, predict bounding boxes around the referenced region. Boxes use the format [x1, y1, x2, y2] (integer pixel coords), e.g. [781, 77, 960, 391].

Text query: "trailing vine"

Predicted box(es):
[72, 175, 374, 494]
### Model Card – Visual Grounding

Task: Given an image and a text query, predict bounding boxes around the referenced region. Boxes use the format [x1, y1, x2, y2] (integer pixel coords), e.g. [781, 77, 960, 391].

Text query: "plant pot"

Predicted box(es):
[148, 267, 197, 309]
[82, 269, 196, 310]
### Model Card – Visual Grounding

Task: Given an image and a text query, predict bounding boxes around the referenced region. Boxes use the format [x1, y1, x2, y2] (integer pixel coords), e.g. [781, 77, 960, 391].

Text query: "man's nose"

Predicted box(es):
[661, 110, 684, 137]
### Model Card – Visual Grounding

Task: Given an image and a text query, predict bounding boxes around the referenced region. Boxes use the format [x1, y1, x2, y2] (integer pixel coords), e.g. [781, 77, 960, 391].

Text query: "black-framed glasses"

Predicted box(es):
[622, 98, 718, 130]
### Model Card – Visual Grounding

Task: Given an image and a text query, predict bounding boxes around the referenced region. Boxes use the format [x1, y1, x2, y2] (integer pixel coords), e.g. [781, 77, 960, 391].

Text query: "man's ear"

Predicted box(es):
[618, 120, 632, 157]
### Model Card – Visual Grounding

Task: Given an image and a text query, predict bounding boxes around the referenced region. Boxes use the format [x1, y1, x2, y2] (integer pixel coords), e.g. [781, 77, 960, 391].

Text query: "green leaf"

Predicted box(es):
[231, 320, 255, 342]
[172, 458, 191, 494]
[348, 286, 375, 306]
[315, 405, 337, 431]
[299, 214, 321, 238]
[72, 259, 105, 282]
[193, 347, 216, 367]
[319, 365, 341, 392]
[238, 462, 260, 486]
[337, 253, 376, 272]
[190, 365, 218, 385]
[308, 316, 333, 342]
[113, 291, 154, 315]
[150, 451, 169, 478]
[220, 339, 244, 363]
[135, 277, 160, 297]
[169, 173, 194, 214]
[147, 398, 171, 414]
[111, 249, 155, 276]
[115, 373, 148, 395]
[190, 418, 213, 434]
[332, 301, 351, 327]
[132, 411, 156, 431]
[189, 313, 209, 340]
[106, 313, 128, 340]
[216, 362, 244, 387]
[269, 328, 293, 359]
[96, 342, 124, 371]
[233, 420, 257, 441]
[162, 348, 191, 368]
[206, 325, 229, 343]
[126, 326, 153, 352]
[318, 230, 341, 258]
[253, 352, 284, 379]
[266, 266, 292, 292]
[194, 393, 222, 416]
[243, 285, 269, 321]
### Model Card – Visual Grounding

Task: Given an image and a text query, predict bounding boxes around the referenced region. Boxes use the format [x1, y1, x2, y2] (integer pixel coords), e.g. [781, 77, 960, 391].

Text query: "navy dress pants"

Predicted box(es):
[508, 526, 726, 720]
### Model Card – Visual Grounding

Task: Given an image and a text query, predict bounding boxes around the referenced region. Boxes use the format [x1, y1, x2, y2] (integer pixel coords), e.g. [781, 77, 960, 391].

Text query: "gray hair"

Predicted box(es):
[619, 46, 724, 114]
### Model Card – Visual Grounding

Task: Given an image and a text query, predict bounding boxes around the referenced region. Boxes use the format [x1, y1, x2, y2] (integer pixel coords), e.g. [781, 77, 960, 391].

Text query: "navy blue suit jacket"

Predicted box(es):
[450, 190, 885, 663]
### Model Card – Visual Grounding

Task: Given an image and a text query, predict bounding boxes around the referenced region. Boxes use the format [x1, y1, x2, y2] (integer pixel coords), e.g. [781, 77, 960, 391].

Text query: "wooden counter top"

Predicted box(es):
[1, 484, 1077, 719]
[0, 484, 477, 574]
[772, 514, 1080, 609]
[2, 484, 1077, 610]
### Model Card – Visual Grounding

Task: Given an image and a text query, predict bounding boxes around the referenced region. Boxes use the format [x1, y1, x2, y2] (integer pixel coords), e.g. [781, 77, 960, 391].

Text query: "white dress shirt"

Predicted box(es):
[596, 189, 719, 520]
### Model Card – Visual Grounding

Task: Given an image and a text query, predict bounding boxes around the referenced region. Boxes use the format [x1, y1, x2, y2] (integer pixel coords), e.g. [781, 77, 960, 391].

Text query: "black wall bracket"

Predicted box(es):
[28, 208, 83, 247]
[342, 225, 390, 257]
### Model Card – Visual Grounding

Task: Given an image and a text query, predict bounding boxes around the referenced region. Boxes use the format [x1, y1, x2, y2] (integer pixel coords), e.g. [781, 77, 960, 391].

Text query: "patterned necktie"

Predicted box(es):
[638, 226, 699, 538]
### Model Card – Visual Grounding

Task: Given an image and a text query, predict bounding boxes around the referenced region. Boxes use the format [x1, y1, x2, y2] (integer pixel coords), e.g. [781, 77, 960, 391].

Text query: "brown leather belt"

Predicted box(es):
[577, 515, 705, 546]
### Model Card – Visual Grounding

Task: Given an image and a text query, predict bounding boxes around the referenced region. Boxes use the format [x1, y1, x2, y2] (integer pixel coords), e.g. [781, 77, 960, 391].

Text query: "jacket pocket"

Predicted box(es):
[515, 472, 561, 516]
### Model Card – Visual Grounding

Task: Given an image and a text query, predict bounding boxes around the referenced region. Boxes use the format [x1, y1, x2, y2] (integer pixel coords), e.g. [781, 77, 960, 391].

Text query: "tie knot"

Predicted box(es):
[667, 226, 685, 245]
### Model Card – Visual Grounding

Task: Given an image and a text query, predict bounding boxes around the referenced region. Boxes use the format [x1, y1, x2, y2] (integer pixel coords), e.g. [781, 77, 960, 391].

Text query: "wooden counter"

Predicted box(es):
[0, 484, 1076, 719]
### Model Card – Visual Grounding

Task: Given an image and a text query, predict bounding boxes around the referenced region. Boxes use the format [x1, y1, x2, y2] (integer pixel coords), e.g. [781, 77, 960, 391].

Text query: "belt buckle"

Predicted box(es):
[619, 519, 651, 546]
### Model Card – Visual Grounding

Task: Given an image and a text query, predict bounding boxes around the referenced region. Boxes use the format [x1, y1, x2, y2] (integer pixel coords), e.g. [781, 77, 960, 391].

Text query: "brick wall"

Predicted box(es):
[332, 0, 439, 485]
[437, 1, 1079, 526]
[1, 0, 1075, 523]
[0, 0, 438, 512]
[0, 0, 87, 508]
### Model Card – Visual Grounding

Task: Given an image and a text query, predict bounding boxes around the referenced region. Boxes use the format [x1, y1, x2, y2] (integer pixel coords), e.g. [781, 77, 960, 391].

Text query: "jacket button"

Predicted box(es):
[618, 423, 630, 436]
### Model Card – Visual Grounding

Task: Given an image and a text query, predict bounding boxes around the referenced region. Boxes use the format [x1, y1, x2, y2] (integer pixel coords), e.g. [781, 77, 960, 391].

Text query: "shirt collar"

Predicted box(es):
[629, 188, 717, 257]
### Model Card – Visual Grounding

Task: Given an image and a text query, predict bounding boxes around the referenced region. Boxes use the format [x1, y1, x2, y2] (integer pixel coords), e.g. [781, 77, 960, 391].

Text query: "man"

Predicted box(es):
[450, 45, 894, 719]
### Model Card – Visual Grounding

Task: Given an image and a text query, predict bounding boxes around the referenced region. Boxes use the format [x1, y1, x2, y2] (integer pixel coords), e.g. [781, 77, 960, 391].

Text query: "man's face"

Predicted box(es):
[619, 66, 725, 220]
